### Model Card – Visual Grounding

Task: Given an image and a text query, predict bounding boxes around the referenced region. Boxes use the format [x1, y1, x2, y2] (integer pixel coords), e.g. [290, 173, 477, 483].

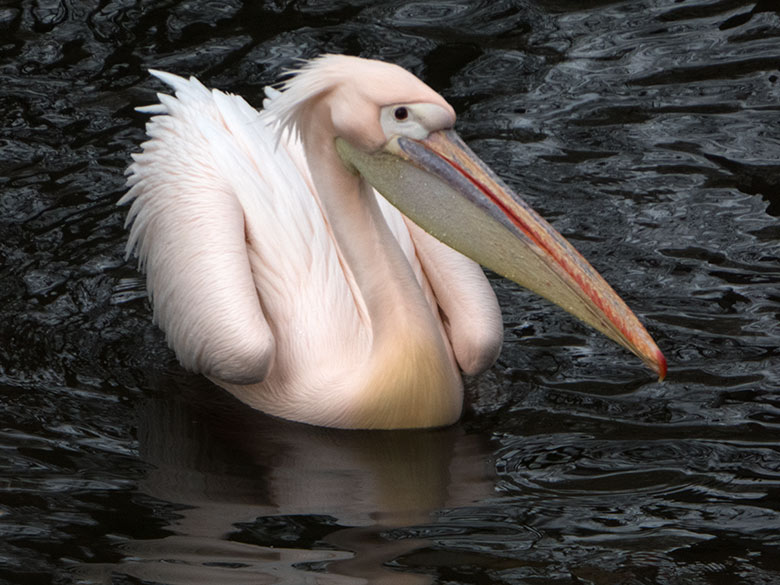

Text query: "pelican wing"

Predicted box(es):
[122, 72, 281, 384]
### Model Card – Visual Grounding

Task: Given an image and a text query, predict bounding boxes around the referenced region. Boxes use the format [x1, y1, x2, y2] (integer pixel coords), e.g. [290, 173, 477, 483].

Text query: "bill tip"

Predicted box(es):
[655, 348, 667, 381]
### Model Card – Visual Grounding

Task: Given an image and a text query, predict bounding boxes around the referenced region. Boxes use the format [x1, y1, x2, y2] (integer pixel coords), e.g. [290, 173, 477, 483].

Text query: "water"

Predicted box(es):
[1, 0, 779, 583]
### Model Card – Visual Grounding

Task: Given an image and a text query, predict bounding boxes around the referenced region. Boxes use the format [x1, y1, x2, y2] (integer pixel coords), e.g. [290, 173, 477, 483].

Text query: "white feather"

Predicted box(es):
[121, 59, 504, 429]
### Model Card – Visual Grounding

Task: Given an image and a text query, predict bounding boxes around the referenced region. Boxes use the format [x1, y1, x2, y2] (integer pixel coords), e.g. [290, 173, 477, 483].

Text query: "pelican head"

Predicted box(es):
[266, 55, 666, 379]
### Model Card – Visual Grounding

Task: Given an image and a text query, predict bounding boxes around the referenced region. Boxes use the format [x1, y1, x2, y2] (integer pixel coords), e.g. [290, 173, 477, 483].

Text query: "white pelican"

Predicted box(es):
[121, 54, 666, 429]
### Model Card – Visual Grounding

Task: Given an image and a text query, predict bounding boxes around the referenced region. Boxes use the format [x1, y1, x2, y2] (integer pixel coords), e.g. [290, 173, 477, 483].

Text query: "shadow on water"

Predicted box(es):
[1, 0, 780, 583]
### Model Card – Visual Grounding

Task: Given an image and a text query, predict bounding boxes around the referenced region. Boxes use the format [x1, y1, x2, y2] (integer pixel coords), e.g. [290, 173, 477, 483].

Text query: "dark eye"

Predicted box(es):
[393, 106, 409, 121]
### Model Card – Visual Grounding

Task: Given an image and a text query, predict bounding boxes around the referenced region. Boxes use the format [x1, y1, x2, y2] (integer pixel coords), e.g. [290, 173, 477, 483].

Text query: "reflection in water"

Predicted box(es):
[84, 378, 495, 584]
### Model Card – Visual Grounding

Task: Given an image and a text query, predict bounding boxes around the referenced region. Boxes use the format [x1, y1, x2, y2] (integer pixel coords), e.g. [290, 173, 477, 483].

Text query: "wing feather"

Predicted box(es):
[122, 73, 283, 384]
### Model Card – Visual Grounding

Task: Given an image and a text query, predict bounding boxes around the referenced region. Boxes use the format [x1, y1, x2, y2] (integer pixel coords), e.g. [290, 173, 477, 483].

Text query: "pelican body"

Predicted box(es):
[122, 55, 666, 429]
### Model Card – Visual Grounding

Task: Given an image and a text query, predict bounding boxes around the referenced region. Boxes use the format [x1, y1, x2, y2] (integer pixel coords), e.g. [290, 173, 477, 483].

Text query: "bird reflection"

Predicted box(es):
[88, 375, 496, 583]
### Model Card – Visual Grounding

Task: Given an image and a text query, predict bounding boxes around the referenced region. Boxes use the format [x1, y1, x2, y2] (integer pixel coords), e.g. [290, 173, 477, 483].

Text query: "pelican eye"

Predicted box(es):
[393, 106, 409, 121]
[380, 104, 441, 141]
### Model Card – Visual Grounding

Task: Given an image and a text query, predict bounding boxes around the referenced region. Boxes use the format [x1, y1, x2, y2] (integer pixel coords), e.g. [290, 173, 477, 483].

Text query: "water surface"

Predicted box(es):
[1, 1, 780, 583]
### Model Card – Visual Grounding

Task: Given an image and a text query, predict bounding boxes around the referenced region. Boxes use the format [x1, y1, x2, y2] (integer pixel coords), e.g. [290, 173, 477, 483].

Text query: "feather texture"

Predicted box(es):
[121, 60, 504, 428]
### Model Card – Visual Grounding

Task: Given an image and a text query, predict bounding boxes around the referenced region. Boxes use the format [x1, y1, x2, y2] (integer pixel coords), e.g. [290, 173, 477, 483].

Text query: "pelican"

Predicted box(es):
[121, 55, 666, 429]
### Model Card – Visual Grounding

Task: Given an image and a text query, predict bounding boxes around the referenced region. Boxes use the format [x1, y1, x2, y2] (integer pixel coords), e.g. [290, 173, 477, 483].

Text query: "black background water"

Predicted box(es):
[1, 1, 780, 583]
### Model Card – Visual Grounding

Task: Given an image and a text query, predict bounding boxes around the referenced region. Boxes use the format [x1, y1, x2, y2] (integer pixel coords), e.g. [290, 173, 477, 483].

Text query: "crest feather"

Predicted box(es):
[263, 54, 363, 141]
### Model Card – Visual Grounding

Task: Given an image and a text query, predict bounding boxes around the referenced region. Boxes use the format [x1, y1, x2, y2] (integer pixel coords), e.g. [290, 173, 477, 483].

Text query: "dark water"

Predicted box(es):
[2, 0, 780, 583]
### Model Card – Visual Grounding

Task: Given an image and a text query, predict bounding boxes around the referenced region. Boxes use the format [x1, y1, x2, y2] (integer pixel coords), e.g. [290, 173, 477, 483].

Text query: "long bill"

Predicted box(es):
[335, 130, 667, 380]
